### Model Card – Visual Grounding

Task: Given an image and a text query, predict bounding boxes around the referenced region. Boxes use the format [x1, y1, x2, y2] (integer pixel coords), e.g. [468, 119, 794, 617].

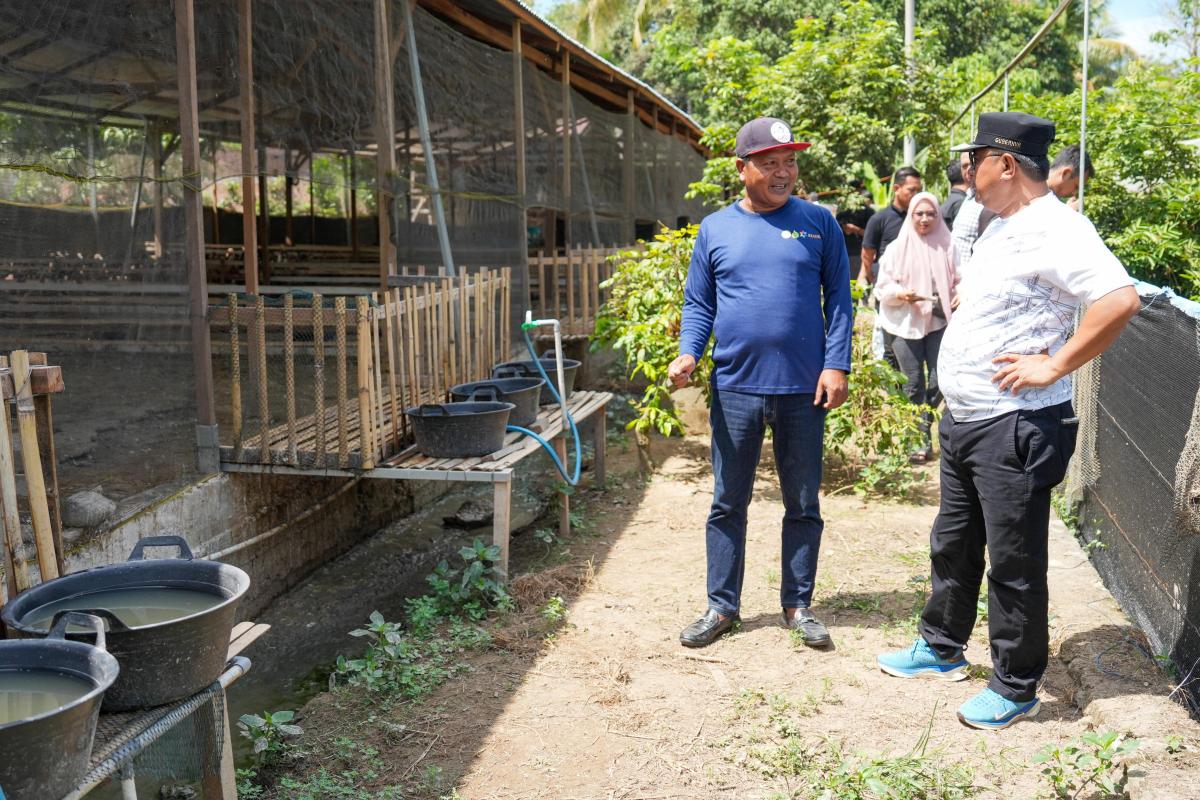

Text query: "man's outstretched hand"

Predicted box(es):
[668, 354, 697, 389]
[814, 369, 849, 409]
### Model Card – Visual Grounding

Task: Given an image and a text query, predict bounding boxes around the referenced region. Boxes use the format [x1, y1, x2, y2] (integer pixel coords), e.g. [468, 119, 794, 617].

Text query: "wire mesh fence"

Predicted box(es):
[1069, 287, 1200, 712]
[0, 0, 705, 506]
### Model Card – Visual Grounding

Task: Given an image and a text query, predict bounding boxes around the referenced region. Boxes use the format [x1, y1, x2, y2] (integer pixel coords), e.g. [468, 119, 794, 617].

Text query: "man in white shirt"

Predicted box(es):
[877, 112, 1141, 730]
[948, 149, 996, 270]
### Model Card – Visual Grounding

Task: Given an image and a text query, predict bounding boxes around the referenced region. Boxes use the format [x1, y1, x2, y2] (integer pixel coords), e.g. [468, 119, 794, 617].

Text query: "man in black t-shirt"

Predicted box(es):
[859, 166, 922, 286]
[836, 182, 874, 277]
[941, 156, 968, 228]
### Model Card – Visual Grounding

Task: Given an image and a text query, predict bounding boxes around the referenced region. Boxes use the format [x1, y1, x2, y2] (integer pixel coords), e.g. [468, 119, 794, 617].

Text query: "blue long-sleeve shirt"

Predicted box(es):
[680, 197, 853, 393]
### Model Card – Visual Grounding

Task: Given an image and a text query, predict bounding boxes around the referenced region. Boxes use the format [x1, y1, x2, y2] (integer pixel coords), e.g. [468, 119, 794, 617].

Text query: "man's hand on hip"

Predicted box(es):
[991, 353, 1064, 394]
[668, 354, 697, 389]
[814, 369, 848, 409]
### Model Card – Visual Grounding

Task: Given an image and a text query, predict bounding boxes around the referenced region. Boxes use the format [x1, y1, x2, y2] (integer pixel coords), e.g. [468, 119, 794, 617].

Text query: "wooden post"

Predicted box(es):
[258, 162, 270, 284]
[228, 296, 243, 461]
[374, 0, 398, 291]
[513, 20, 530, 320]
[11, 351, 58, 582]
[554, 434, 569, 538]
[561, 51, 572, 253]
[308, 148, 317, 244]
[624, 90, 635, 242]
[177, 0, 219, 472]
[237, 0, 259, 295]
[254, 296, 269, 463]
[349, 152, 359, 259]
[335, 297, 349, 467]
[28, 353, 63, 575]
[283, 294, 298, 466]
[0, 386, 29, 598]
[152, 126, 165, 258]
[384, 293, 399, 446]
[211, 138, 220, 246]
[312, 294, 326, 465]
[356, 296, 376, 469]
[492, 475, 512, 580]
[285, 151, 294, 247]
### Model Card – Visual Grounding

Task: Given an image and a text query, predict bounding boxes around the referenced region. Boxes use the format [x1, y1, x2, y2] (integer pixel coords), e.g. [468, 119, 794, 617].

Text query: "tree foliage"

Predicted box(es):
[684, 2, 957, 208]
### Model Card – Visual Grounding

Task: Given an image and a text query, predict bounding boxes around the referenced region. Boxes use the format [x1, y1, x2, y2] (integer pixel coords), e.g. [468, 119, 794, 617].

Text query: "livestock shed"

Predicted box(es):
[0, 0, 707, 515]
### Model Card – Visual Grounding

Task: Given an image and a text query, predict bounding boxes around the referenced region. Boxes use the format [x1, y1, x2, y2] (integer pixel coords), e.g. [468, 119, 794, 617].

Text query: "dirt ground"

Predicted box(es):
[282, 396, 1200, 800]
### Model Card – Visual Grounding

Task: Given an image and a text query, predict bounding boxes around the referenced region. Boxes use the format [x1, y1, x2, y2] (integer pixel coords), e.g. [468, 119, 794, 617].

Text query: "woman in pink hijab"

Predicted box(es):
[875, 191, 959, 461]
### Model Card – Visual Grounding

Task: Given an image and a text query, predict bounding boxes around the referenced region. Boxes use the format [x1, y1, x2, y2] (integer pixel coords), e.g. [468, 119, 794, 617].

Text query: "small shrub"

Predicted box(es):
[1034, 730, 1140, 799]
[236, 709, 303, 767]
[425, 539, 513, 620]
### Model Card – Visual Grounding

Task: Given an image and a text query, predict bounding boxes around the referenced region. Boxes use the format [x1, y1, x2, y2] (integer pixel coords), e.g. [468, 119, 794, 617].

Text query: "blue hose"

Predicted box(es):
[505, 327, 582, 485]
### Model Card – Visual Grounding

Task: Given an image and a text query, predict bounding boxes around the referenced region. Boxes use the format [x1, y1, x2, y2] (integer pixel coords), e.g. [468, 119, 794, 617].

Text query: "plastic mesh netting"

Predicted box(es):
[1071, 287, 1200, 712]
[0, 0, 704, 507]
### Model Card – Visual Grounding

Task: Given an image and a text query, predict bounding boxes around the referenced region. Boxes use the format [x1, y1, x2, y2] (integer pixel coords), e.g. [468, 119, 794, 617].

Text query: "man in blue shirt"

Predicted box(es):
[668, 117, 853, 649]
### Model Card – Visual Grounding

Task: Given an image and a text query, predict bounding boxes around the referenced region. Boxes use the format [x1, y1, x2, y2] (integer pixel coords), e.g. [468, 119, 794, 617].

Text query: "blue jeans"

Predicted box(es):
[706, 388, 826, 615]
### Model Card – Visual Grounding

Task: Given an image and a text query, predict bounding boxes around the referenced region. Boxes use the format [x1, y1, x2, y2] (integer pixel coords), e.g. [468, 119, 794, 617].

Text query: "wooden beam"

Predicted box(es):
[175, 0, 219, 471]
[0, 365, 65, 400]
[419, 0, 552, 70]
[562, 50, 571, 252]
[513, 19, 530, 315]
[374, 0, 398, 291]
[623, 88, 635, 237]
[237, 0, 259, 295]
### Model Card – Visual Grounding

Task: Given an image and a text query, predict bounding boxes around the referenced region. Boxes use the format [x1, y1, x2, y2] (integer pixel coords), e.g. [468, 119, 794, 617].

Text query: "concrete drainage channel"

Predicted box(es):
[221, 464, 552, 763]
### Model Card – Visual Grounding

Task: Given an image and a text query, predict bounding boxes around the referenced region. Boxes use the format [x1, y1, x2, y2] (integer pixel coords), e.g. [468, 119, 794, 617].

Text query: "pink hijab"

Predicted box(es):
[883, 191, 957, 321]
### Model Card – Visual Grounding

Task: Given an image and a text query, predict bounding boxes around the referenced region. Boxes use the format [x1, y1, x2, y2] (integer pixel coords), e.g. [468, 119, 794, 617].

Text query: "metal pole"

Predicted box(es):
[1003, 73, 1010, 111]
[903, 0, 915, 164]
[401, 0, 456, 276]
[1079, 0, 1090, 213]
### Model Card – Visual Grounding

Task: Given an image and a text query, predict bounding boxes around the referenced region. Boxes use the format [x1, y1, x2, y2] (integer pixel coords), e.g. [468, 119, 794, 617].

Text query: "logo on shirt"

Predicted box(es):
[780, 229, 822, 240]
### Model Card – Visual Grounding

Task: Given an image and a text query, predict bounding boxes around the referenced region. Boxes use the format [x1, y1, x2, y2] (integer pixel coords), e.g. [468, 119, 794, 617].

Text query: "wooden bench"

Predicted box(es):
[220, 389, 612, 577]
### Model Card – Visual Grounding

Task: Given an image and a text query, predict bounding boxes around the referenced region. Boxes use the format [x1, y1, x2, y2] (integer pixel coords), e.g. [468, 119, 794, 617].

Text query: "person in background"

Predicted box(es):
[941, 158, 968, 228]
[859, 167, 923, 287]
[1047, 144, 1095, 211]
[876, 111, 1140, 731]
[949, 149, 995, 270]
[837, 180, 874, 279]
[874, 191, 958, 463]
[668, 116, 852, 651]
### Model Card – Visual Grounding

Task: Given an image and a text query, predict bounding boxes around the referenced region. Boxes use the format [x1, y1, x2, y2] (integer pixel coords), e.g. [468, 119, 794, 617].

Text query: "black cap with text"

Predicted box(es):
[950, 111, 1056, 158]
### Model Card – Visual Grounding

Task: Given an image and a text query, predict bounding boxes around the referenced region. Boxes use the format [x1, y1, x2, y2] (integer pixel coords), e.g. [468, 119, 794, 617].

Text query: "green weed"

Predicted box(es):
[1034, 730, 1140, 799]
[541, 595, 567, 622]
[237, 709, 303, 767]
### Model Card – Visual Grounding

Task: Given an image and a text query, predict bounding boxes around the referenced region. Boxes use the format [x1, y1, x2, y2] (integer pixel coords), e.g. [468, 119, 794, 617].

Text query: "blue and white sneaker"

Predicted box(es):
[956, 688, 1040, 730]
[877, 638, 969, 681]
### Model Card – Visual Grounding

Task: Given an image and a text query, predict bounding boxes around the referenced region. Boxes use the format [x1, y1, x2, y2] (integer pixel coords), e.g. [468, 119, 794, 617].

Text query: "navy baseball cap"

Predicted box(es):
[735, 117, 811, 159]
[951, 111, 1056, 158]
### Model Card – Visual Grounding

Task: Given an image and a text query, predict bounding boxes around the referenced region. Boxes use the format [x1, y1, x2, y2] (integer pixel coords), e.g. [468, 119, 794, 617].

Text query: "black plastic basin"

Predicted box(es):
[3, 536, 249, 711]
[492, 355, 580, 405]
[405, 401, 514, 458]
[0, 612, 119, 799]
[449, 378, 543, 428]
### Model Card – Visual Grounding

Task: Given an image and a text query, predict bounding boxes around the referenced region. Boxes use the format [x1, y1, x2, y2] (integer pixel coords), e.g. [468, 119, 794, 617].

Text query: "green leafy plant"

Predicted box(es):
[825, 315, 930, 496]
[1033, 730, 1140, 799]
[1165, 733, 1185, 755]
[424, 539, 513, 620]
[541, 595, 568, 622]
[595, 225, 709, 440]
[237, 709, 303, 767]
[331, 610, 489, 700]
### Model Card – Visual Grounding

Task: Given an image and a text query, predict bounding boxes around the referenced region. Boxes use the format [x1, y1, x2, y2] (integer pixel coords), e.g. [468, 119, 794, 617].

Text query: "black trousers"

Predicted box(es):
[918, 401, 1077, 702]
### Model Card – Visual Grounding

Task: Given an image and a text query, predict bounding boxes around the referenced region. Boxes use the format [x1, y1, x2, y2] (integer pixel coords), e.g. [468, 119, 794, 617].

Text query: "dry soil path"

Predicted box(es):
[440, 432, 1200, 800]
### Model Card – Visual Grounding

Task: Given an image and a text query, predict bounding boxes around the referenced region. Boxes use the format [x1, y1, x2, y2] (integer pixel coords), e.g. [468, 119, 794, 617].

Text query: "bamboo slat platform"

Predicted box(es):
[220, 390, 612, 575]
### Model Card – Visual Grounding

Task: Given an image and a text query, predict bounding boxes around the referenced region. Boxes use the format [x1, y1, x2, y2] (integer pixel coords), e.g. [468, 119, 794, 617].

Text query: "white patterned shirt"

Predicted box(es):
[938, 192, 1133, 422]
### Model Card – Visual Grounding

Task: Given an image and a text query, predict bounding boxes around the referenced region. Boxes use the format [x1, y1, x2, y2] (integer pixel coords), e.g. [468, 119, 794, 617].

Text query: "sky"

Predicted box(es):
[1107, 0, 1181, 61]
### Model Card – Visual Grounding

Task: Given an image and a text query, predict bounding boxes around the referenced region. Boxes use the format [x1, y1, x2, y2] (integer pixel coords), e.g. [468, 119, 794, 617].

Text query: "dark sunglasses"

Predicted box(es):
[968, 150, 1006, 168]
